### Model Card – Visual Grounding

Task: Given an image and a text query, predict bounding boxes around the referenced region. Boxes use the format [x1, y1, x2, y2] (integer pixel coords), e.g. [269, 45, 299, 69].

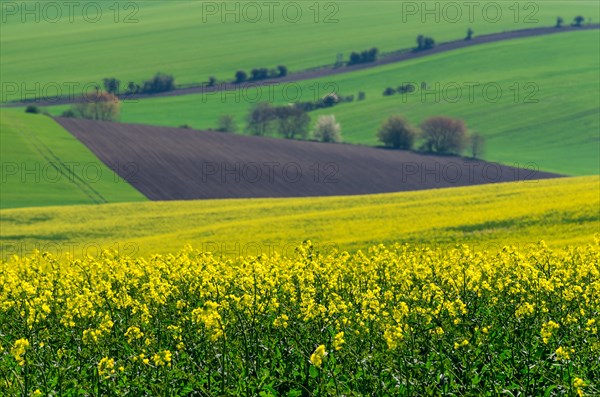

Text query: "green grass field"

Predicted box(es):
[57, 30, 598, 176]
[1, 1, 597, 102]
[0, 110, 146, 209]
[1, 176, 597, 259]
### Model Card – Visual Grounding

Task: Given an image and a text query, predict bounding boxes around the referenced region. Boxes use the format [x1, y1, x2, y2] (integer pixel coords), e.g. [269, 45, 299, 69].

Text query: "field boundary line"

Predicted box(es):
[1, 24, 598, 107]
[14, 121, 109, 204]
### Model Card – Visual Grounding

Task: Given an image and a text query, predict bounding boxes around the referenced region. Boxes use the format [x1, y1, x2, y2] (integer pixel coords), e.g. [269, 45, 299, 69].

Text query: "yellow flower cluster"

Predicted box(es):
[10, 338, 29, 366]
[152, 350, 172, 366]
[97, 357, 115, 377]
[0, 241, 598, 395]
[124, 326, 144, 343]
[573, 377, 587, 397]
[454, 339, 470, 350]
[191, 301, 223, 342]
[333, 332, 345, 351]
[310, 345, 327, 368]
[555, 346, 574, 361]
[541, 321, 560, 344]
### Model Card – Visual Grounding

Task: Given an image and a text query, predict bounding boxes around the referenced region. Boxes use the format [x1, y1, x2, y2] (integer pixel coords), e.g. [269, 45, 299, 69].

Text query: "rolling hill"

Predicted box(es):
[1, 1, 597, 102]
[0, 110, 146, 209]
[97, 30, 598, 176]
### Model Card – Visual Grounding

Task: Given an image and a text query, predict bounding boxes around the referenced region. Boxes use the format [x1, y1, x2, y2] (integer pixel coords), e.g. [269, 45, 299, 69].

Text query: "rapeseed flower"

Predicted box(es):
[333, 332, 345, 351]
[10, 338, 29, 366]
[310, 345, 327, 368]
[153, 350, 172, 366]
[98, 357, 115, 377]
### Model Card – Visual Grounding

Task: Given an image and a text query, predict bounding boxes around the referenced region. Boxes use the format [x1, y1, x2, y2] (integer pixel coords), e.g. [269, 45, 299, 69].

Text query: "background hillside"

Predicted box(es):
[2, 1, 596, 101]
[89, 31, 600, 175]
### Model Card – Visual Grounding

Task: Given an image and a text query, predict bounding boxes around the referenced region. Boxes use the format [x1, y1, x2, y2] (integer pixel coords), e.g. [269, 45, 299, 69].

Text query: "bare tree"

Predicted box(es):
[71, 92, 120, 121]
[246, 102, 276, 136]
[217, 115, 237, 133]
[420, 116, 467, 154]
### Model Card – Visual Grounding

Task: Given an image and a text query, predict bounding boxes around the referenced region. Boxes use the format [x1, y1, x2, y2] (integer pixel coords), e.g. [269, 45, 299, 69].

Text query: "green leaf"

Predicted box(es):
[543, 385, 557, 397]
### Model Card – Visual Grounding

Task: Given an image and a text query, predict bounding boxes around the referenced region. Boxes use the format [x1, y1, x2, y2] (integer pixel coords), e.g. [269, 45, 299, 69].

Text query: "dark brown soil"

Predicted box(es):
[55, 118, 561, 201]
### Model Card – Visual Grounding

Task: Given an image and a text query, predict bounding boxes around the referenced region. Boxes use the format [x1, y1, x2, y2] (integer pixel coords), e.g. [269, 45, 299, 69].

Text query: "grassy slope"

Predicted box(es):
[1, 176, 597, 258]
[88, 31, 599, 176]
[1, 1, 596, 101]
[0, 110, 146, 209]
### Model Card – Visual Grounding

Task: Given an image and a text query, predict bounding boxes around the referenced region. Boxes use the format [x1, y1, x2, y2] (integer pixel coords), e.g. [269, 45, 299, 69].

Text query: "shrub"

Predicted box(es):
[349, 52, 361, 65]
[416, 35, 435, 51]
[377, 115, 417, 149]
[208, 77, 217, 87]
[179, 124, 193, 129]
[141, 73, 175, 94]
[60, 109, 77, 118]
[102, 77, 121, 95]
[217, 115, 237, 133]
[293, 91, 359, 113]
[126, 82, 140, 94]
[314, 115, 342, 143]
[25, 105, 40, 114]
[397, 84, 416, 94]
[358, 92, 366, 101]
[573, 15, 585, 27]
[417, 35, 425, 50]
[235, 70, 248, 84]
[68, 92, 120, 121]
[364, 48, 378, 62]
[277, 65, 288, 77]
[383, 87, 396, 96]
[424, 37, 435, 49]
[321, 93, 339, 107]
[420, 116, 467, 154]
[469, 133, 486, 158]
[250, 68, 269, 81]
[556, 16, 564, 28]
[294, 102, 315, 112]
[348, 48, 379, 65]
[466, 28, 474, 40]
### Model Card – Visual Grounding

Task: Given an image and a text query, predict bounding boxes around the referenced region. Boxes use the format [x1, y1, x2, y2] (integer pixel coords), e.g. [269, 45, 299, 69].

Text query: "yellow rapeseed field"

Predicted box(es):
[2, 176, 599, 259]
[1, 240, 598, 396]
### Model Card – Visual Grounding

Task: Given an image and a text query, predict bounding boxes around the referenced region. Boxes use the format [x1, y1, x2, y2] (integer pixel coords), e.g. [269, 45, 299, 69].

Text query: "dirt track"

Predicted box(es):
[55, 117, 561, 201]
[3, 24, 597, 108]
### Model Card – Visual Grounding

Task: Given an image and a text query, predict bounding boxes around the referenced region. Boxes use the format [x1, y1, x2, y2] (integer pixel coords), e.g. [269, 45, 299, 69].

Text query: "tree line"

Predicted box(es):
[218, 102, 342, 143]
[103, 73, 176, 96]
[234, 66, 288, 84]
[377, 115, 485, 158]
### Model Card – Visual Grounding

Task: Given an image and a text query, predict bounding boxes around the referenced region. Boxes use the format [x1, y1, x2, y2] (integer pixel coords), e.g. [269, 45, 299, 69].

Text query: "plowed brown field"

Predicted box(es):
[56, 117, 561, 200]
